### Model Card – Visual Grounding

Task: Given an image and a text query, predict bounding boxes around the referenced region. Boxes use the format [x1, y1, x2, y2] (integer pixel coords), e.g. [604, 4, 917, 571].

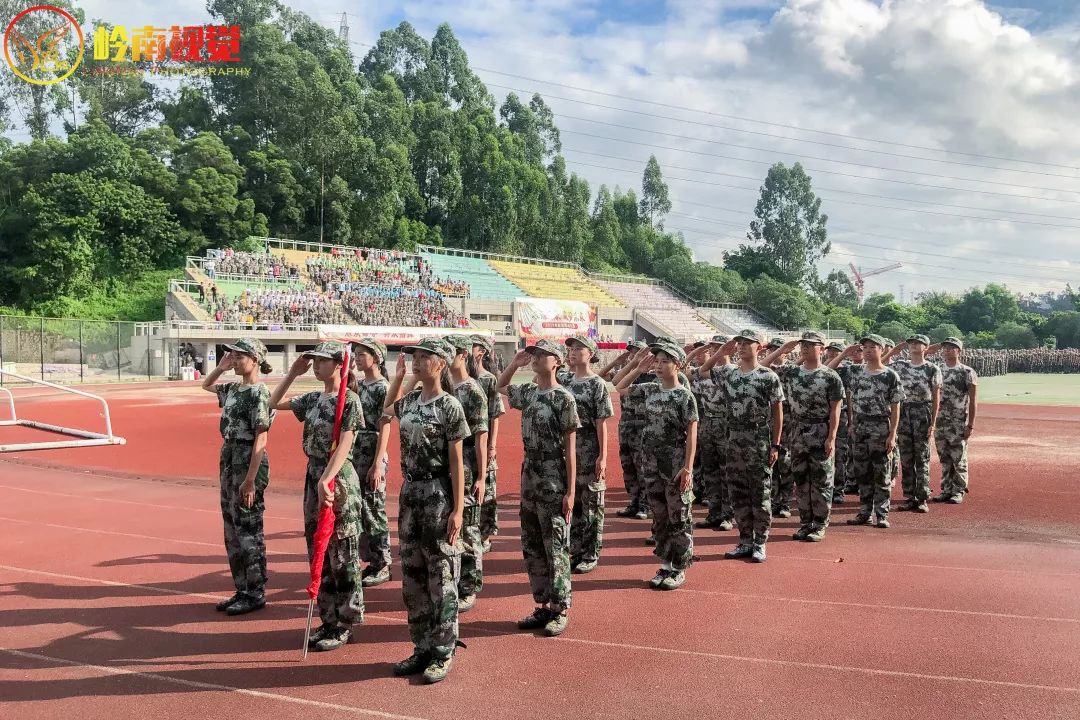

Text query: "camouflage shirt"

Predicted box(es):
[558, 373, 614, 431]
[450, 378, 489, 458]
[939, 363, 978, 421]
[290, 390, 362, 462]
[836, 360, 859, 410]
[395, 389, 471, 483]
[891, 359, 943, 404]
[627, 382, 699, 453]
[507, 382, 581, 494]
[711, 364, 785, 425]
[623, 370, 690, 421]
[477, 371, 506, 423]
[354, 377, 389, 461]
[688, 368, 727, 420]
[215, 382, 273, 441]
[774, 365, 844, 422]
[849, 366, 905, 418]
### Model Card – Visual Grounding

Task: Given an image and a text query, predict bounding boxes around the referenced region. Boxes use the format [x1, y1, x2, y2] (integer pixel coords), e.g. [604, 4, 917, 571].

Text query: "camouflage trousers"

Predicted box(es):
[520, 491, 572, 611]
[698, 416, 732, 522]
[641, 460, 694, 571]
[850, 416, 894, 520]
[459, 455, 483, 598]
[771, 417, 794, 511]
[898, 402, 933, 504]
[618, 418, 645, 509]
[727, 425, 773, 547]
[219, 441, 269, 597]
[571, 431, 605, 565]
[935, 417, 970, 498]
[836, 411, 852, 495]
[399, 480, 461, 660]
[303, 463, 364, 627]
[891, 445, 902, 483]
[353, 448, 392, 573]
[480, 456, 498, 541]
[789, 420, 835, 529]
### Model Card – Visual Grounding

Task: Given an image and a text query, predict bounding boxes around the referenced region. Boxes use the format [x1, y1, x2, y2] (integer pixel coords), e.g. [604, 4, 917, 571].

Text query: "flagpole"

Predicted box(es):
[302, 598, 315, 661]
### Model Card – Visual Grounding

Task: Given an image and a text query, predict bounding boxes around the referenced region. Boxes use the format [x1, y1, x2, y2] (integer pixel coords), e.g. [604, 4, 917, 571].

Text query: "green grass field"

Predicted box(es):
[977, 373, 1080, 405]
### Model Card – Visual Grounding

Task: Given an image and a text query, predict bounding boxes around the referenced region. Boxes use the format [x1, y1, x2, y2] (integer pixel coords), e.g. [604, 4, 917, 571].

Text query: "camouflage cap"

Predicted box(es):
[224, 338, 267, 363]
[402, 338, 454, 363]
[711, 334, 730, 343]
[734, 328, 764, 344]
[303, 340, 348, 362]
[653, 335, 679, 346]
[907, 333, 931, 346]
[800, 331, 826, 346]
[767, 337, 785, 349]
[442, 334, 473, 354]
[859, 333, 888, 349]
[470, 334, 495, 354]
[826, 340, 846, 352]
[692, 340, 707, 348]
[626, 339, 648, 351]
[352, 337, 386, 363]
[942, 336, 964, 350]
[650, 342, 687, 364]
[525, 338, 567, 362]
[565, 335, 601, 363]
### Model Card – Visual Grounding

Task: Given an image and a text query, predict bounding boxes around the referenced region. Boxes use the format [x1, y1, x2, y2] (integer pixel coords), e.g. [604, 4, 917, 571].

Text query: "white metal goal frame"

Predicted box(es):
[0, 370, 127, 452]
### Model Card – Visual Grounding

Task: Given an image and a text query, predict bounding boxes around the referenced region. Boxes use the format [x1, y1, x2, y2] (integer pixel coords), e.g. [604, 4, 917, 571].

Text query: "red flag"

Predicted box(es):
[306, 348, 351, 600]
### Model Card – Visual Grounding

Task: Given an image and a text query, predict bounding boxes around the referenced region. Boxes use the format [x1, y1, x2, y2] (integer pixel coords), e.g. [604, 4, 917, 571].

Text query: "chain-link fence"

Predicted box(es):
[0, 315, 175, 385]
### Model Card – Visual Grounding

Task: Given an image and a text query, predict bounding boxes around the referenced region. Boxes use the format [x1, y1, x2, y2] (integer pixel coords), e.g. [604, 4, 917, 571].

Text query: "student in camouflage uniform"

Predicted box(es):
[558, 336, 614, 574]
[765, 333, 844, 542]
[834, 343, 864, 498]
[269, 341, 364, 651]
[350, 338, 394, 588]
[600, 340, 649, 519]
[616, 342, 699, 589]
[885, 335, 942, 513]
[767, 336, 795, 518]
[687, 340, 709, 504]
[685, 336, 734, 531]
[882, 339, 903, 486]
[201, 338, 274, 616]
[471, 334, 505, 551]
[825, 342, 849, 503]
[928, 338, 978, 503]
[498, 339, 581, 638]
[382, 338, 469, 684]
[443, 335, 489, 612]
[698, 330, 784, 564]
[829, 335, 903, 528]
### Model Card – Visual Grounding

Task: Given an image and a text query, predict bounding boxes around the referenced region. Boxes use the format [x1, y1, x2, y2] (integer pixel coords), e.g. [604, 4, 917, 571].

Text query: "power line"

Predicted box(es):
[339, 26, 1080, 175]
[561, 145, 1080, 220]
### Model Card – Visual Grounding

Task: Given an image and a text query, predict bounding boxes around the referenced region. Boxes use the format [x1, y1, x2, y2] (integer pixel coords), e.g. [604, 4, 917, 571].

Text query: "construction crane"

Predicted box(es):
[849, 261, 902, 303]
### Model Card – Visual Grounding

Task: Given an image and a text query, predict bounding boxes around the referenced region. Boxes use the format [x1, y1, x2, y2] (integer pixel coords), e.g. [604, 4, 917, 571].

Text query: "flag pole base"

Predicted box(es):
[301, 598, 315, 661]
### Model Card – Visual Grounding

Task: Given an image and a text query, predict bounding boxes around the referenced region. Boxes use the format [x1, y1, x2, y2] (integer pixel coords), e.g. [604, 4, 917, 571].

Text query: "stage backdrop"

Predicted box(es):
[514, 298, 596, 342]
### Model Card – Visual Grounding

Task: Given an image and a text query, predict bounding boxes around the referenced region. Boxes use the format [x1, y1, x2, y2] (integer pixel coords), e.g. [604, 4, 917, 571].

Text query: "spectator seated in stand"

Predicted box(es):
[340, 286, 469, 329]
[209, 250, 300, 280]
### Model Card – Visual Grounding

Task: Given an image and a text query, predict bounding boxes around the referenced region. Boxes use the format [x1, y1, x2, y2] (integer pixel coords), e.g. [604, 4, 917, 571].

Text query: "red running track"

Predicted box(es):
[1, 382, 1079, 719]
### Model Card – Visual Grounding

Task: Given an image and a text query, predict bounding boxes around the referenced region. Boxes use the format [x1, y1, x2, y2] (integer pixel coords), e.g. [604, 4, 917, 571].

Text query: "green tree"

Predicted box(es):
[876, 321, 913, 344]
[745, 275, 816, 329]
[814, 269, 858, 309]
[953, 284, 1021, 333]
[995, 321, 1037, 349]
[639, 155, 671, 229]
[927, 323, 963, 343]
[727, 162, 829, 289]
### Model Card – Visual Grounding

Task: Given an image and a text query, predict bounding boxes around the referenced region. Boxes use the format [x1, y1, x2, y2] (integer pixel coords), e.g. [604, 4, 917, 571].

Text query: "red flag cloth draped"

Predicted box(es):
[306, 349, 351, 600]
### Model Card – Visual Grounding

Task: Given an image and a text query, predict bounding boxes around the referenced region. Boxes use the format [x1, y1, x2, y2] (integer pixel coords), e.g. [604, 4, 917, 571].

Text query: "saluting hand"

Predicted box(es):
[289, 355, 312, 378]
[395, 352, 408, 379]
[512, 349, 533, 367]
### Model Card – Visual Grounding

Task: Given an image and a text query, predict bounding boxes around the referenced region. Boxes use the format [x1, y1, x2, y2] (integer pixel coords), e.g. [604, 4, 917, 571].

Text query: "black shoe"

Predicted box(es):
[308, 622, 334, 647]
[215, 593, 242, 612]
[913, 503, 929, 514]
[846, 514, 871, 526]
[393, 651, 431, 676]
[896, 499, 918, 512]
[946, 494, 964, 504]
[931, 493, 949, 503]
[517, 607, 551, 630]
[695, 516, 723, 530]
[724, 544, 753, 559]
[792, 525, 812, 541]
[361, 566, 391, 587]
[225, 594, 266, 616]
[615, 506, 639, 518]
[481, 539, 492, 553]
[832, 493, 845, 505]
[644, 534, 656, 546]
[314, 626, 352, 652]
[649, 568, 670, 589]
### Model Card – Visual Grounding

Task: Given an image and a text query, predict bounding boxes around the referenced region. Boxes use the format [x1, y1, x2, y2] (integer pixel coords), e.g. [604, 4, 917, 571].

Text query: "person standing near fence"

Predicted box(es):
[498, 340, 580, 637]
[927, 338, 978, 504]
[471, 334, 505, 553]
[201, 338, 274, 616]
[350, 338, 394, 588]
[443, 335, 489, 612]
[381, 339, 468, 684]
[885, 335, 942, 514]
[559, 335, 614, 575]
[269, 341, 364, 652]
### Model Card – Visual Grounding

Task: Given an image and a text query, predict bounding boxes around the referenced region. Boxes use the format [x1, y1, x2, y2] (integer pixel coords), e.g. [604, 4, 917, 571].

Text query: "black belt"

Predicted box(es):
[902, 400, 932, 406]
[792, 416, 829, 424]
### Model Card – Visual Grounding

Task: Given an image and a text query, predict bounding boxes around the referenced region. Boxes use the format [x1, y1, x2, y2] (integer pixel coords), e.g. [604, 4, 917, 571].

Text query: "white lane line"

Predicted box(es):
[558, 637, 1080, 695]
[2, 565, 1078, 695]
[676, 586, 1080, 624]
[0, 647, 431, 720]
